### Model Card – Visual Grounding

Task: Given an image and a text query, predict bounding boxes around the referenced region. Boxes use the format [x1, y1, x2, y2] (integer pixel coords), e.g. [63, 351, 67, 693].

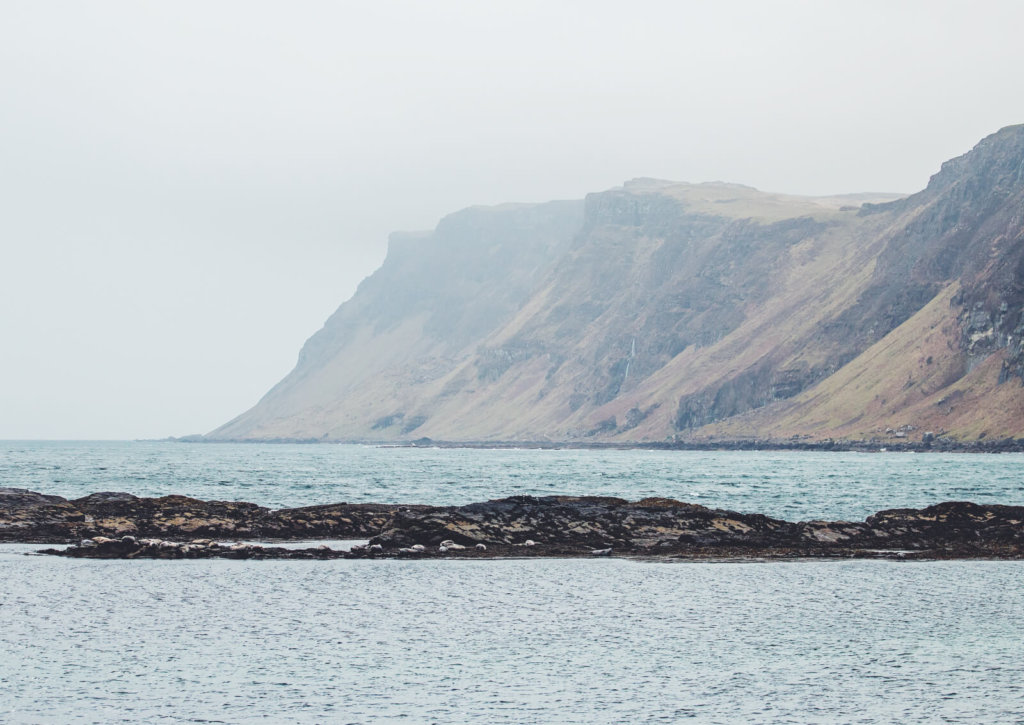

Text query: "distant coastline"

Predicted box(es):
[175, 435, 1024, 454]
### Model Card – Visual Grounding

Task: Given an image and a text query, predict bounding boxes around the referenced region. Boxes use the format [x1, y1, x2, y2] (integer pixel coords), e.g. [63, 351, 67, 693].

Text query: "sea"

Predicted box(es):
[2, 441, 1023, 724]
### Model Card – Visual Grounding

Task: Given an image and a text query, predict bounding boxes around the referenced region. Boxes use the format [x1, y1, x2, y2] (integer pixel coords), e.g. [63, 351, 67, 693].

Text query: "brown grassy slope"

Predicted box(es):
[212, 200, 583, 440]
[403, 186, 889, 441]
[701, 283, 1024, 441]
[210, 180, 955, 442]
[584, 209, 900, 441]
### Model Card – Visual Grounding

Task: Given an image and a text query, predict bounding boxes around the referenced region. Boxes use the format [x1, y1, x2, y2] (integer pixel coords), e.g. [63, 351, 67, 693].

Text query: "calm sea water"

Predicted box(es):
[2, 442, 1024, 723]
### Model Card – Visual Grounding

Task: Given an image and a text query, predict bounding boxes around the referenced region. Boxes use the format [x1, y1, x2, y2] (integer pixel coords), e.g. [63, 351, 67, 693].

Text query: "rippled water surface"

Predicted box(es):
[2, 440, 1023, 520]
[2, 442, 1024, 723]
[2, 551, 1023, 724]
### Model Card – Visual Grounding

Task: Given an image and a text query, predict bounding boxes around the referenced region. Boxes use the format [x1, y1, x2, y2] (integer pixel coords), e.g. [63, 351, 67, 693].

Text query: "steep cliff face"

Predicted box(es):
[698, 125, 1024, 443]
[212, 126, 1024, 443]
[213, 200, 584, 439]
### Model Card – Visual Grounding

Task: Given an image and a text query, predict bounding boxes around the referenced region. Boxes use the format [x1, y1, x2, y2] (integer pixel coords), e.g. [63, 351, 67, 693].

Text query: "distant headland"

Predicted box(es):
[209, 126, 1024, 448]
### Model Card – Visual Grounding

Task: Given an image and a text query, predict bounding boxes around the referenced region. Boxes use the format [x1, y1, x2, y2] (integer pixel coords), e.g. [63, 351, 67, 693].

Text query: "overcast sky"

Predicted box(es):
[3, 0, 1024, 439]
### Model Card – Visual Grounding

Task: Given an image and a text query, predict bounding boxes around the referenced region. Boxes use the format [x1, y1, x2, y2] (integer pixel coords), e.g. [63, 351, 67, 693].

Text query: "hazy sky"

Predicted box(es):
[3, 0, 1024, 439]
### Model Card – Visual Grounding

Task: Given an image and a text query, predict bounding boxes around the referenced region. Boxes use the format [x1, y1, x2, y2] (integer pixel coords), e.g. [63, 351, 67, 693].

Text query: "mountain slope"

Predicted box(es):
[211, 126, 1024, 444]
[214, 200, 584, 439]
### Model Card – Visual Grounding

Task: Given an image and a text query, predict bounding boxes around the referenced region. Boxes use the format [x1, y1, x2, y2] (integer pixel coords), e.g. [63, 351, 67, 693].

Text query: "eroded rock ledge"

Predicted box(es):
[3, 488, 1023, 560]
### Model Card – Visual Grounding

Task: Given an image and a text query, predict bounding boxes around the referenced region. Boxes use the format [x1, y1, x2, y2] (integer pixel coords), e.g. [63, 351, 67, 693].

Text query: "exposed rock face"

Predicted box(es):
[368, 496, 1024, 556]
[865, 501, 1024, 549]
[47, 537, 354, 560]
[213, 200, 584, 441]
[260, 502, 431, 539]
[0, 488, 85, 541]
[23, 491, 1024, 560]
[71, 492, 268, 539]
[211, 127, 1024, 444]
[370, 495, 800, 551]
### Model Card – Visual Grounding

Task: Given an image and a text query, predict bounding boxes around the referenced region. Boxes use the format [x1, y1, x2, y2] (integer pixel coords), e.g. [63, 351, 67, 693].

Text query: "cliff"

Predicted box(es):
[211, 126, 1024, 444]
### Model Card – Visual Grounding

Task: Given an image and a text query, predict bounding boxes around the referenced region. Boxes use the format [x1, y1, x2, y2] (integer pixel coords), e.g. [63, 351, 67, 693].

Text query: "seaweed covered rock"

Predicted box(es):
[8, 489, 1024, 560]
[370, 495, 802, 551]
[261, 502, 432, 539]
[0, 488, 85, 542]
[866, 501, 1024, 549]
[1, 489, 418, 543]
[73, 492, 270, 540]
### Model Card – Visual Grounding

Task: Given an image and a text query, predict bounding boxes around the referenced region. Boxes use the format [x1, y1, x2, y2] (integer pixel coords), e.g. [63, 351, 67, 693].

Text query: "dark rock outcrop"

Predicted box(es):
[260, 502, 432, 539]
[0, 488, 86, 542]
[370, 495, 801, 551]
[366, 495, 1024, 558]
[44, 537, 355, 560]
[71, 492, 269, 540]
[865, 501, 1024, 549]
[0, 489, 416, 543]
[11, 489, 1023, 560]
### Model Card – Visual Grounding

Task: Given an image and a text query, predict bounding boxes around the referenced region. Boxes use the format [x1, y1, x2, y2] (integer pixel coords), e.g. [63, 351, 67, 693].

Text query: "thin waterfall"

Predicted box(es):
[622, 336, 636, 384]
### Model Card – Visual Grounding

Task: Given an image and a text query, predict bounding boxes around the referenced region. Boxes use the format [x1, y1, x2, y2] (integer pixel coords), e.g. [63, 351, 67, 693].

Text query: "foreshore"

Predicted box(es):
[3, 487, 1023, 561]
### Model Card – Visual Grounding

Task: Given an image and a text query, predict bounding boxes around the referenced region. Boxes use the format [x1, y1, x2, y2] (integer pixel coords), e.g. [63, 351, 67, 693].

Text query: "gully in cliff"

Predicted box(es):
[3, 488, 1022, 561]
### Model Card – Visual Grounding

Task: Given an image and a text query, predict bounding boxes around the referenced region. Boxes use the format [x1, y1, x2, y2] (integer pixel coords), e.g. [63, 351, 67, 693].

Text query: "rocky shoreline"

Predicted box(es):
[184, 436, 1024, 453]
[3, 487, 1023, 561]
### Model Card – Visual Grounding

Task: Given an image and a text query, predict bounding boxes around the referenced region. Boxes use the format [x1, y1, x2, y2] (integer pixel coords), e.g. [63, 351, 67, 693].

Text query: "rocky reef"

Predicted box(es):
[4, 488, 1022, 561]
[0, 487, 418, 544]
[362, 496, 1024, 559]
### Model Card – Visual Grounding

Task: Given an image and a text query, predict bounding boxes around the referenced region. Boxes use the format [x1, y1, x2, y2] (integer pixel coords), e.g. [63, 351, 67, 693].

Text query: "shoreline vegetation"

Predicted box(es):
[171, 436, 1024, 453]
[3, 488, 1022, 562]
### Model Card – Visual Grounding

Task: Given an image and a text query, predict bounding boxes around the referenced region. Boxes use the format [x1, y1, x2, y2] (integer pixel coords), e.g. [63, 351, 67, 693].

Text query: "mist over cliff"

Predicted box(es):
[212, 126, 1024, 445]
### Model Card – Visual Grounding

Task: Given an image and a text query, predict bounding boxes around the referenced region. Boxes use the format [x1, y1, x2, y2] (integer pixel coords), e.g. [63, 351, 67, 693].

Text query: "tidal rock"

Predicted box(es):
[865, 501, 1024, 548]
[369, 495, 802, 552]
[366, 496, 1024, 559]
[0, 488, 427, 544]
[0, 488, 86, 542]
[261, 502, 431, 539]
[19, 493, 1024, 561]
[72, 492, 268, 540]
